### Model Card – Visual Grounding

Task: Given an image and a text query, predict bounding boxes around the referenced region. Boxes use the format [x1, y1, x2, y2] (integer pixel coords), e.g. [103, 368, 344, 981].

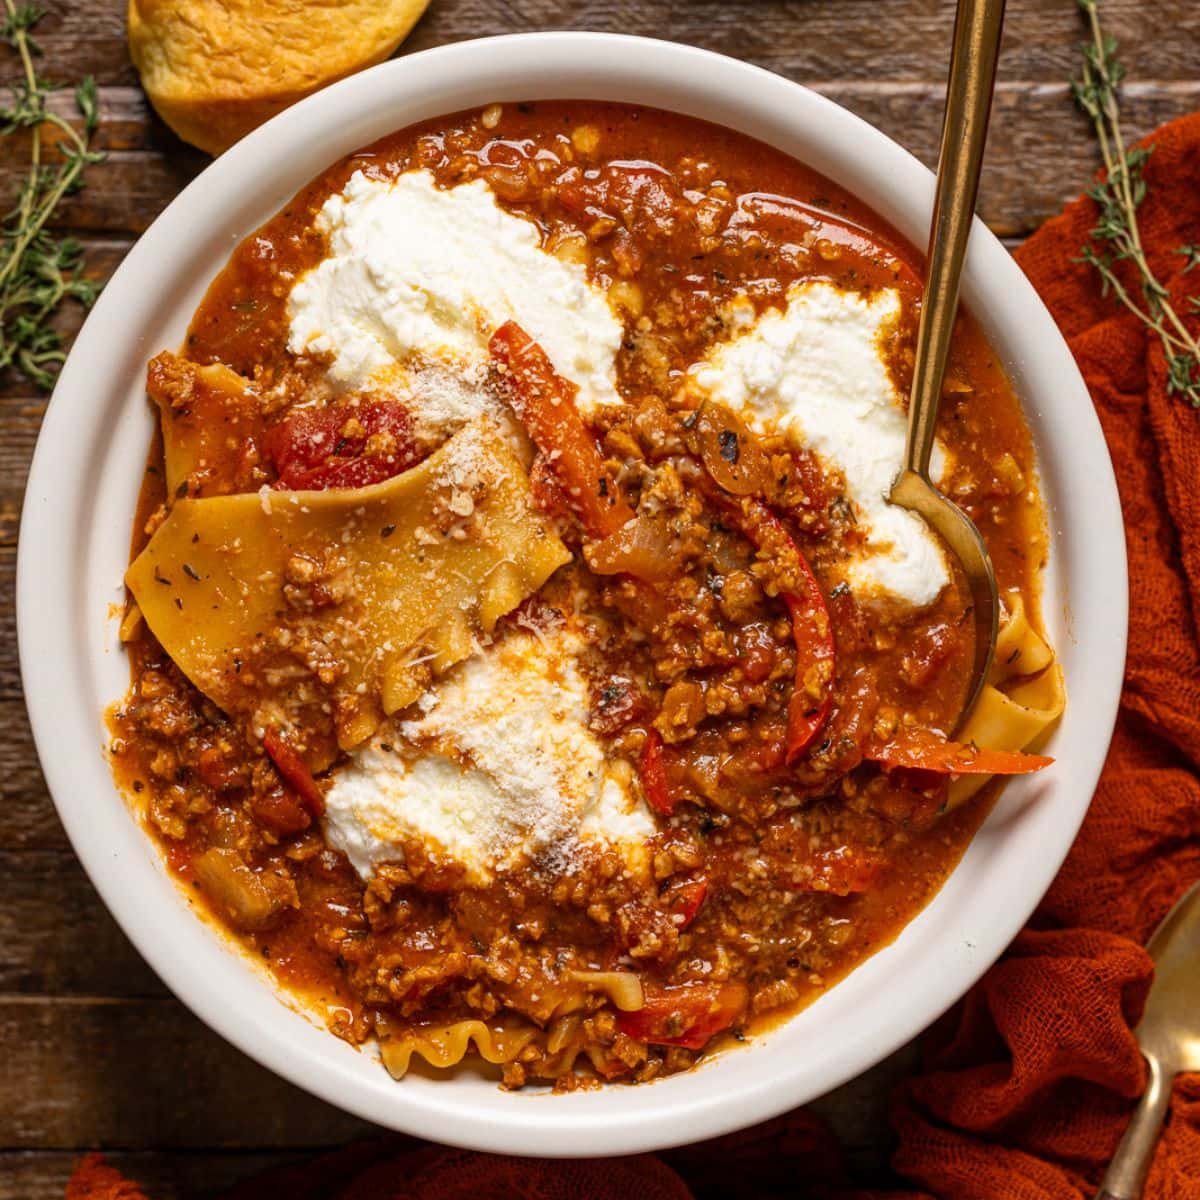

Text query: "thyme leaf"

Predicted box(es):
[1073, 0, 1200, 407]
[0, 2, 105, 391]
[1174, 244, 1200, 274]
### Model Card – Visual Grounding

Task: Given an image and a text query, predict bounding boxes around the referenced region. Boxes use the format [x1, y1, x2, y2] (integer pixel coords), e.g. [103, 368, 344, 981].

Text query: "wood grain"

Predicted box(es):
[23, 0, 1200, 86]
[0, 999, 368, 1148]
[0, 704, 66, 850]
[3, 0, 1195, 1194]
[0, 851, 165, 995]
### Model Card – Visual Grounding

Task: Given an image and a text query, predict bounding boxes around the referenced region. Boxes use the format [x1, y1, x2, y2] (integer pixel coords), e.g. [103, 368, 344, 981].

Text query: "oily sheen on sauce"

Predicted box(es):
[109, 101, 1058, 1090]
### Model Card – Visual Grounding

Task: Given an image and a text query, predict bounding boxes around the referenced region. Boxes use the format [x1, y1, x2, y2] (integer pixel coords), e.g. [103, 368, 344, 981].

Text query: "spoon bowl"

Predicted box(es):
[1096, 880, 1200, 1199]
[1139, 881, 1200, 1074]
[890, 467, 999, 723]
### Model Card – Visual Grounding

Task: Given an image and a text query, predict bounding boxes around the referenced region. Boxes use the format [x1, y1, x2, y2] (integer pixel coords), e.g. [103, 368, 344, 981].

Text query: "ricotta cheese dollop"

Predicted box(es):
[690, 280, 949, 607]
[323, 620, 655, 886]
[287, 168, 624, 417]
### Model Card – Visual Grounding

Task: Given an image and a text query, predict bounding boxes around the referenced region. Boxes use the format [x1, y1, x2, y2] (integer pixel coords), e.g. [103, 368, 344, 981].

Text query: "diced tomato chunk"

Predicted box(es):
[263, 729, 325, 817]
[527, 451, 572, 518]
[251, 786, 312, 837]
[590, 675, 651, 736]
[263, 400, 423, 491]
[639, 728, 678, 817]
[279, 455, 401, 491]
[195, 744, 245, 793]
[787, 843, 883, 896]
[616, 982, 747, 1050]
[783, 588, 835, 762]
[662, 878, 708, 930]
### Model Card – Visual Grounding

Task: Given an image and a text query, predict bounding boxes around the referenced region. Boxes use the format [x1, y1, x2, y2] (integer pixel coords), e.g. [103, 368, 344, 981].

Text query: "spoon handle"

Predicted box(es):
[1095, 1055, 1173, 1200]
[904, 0, 1006, 480]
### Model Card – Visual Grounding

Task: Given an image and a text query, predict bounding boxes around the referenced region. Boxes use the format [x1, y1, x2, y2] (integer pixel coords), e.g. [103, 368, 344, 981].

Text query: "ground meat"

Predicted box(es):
[110, 100, 1044, 1090]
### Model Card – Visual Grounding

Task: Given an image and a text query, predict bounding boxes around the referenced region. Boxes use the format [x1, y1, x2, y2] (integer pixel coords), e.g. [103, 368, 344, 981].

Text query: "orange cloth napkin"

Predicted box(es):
[66, 113, 1200, 1200]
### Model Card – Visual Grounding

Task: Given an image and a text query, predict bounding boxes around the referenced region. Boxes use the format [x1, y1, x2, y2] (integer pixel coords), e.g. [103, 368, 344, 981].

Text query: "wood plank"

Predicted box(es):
[0, 147, 199, 237]
[0, 544, 20, 703]
[11, 90, 203, 156]
[806, 1044, 917, 1179]
[4, 0, 133, 87]
[0, 701, 67, 851]
[0, 1151, 301, 1200]
[0, 851, 166, 996]
[0, 395, 49, 509]
[0, 997, 371, 1149]
[0, 991, 912, 1161]
[5, 81, 1195, 242]
[401, 0, 1200, 84]
[806, 80, 1197, 239]
[22, 0, 1200, 88]
[0, 239, 132, 401]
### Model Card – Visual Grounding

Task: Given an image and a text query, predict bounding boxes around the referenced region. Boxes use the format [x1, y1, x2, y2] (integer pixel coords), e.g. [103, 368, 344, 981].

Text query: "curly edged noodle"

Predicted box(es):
[126, 418, 571, 752]
[376, 971, 646, 1079]
[566, 970, 645, 1012]
[376, 1016, 539, 1079]
[949, 591, 1065, 806]
[377, 1016, 630, 1081]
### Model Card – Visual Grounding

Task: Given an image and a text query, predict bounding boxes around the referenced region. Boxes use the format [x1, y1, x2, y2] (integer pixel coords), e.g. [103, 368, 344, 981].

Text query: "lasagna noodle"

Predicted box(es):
[379, 978, 647, 1080]
[378, 1019, 538, 1079]
[126, 419, 571, 749]
[147, 352, 262, 499]
[536, 1039, 624, 1081]
[950, 593, 1065, 806]
[567, 970, 645, 1012]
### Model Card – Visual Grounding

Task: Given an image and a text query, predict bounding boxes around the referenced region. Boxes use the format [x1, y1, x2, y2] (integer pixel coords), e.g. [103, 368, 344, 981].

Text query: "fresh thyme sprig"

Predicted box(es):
[1072, 0, 1200, 407]
[0, 1, 104, 390]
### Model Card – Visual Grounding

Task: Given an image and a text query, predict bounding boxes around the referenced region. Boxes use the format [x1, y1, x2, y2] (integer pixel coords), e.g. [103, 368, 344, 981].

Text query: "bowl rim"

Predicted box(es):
[17, 31, 1127, 1158]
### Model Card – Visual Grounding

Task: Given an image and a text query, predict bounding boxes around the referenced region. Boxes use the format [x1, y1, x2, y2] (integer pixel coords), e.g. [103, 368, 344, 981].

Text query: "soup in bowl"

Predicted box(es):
[19, 34, 1125, 1155]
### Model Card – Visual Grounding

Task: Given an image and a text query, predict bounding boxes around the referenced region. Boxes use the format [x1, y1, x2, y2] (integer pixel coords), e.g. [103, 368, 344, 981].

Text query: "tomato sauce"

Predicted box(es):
[110, 102, 1048, 1089]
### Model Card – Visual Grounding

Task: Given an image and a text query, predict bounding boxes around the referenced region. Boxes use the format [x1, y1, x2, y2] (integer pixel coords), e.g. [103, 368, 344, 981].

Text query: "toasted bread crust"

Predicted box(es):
[128, 0, 431, 154]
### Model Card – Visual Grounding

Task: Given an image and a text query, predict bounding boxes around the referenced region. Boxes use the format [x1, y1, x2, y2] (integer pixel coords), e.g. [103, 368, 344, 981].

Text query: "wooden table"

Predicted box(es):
[2, 1, 1194, 1195]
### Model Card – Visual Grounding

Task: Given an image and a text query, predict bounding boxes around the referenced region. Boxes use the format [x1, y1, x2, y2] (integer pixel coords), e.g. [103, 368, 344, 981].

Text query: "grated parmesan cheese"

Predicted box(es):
[323, 620, 655, 885]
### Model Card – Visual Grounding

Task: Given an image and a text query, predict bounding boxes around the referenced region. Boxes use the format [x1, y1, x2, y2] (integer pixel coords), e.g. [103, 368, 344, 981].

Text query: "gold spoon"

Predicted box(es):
[1095, 879, 1200, 1200]
[889, 0, 1005, 725]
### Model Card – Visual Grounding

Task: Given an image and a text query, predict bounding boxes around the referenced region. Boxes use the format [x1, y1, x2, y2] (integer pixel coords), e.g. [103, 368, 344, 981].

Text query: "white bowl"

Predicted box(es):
[18, 33, 1127, 1157]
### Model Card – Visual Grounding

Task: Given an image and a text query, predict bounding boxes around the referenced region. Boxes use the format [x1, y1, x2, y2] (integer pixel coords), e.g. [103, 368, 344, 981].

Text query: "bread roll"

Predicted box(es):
[129, 0, 432, 155]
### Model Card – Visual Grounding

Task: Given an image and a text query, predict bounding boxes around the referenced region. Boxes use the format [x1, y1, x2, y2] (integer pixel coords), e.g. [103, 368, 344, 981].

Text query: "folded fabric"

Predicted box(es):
[877, 111, 1200, 1200]
[67, 113, 1200, 1200]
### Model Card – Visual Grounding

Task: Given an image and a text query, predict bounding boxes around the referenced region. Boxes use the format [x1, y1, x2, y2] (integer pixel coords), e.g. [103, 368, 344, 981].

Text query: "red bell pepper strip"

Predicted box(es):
[870, 728, 1053, 776]
[662, 878, 708, 929]
[489, 321, 634, 538]
[616, 981, 748, 1050]
[783, 588, 835, 763]
[638, 728, 677, 817]
[722, 498, 834, 763]
[263, 729, 325, 817]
